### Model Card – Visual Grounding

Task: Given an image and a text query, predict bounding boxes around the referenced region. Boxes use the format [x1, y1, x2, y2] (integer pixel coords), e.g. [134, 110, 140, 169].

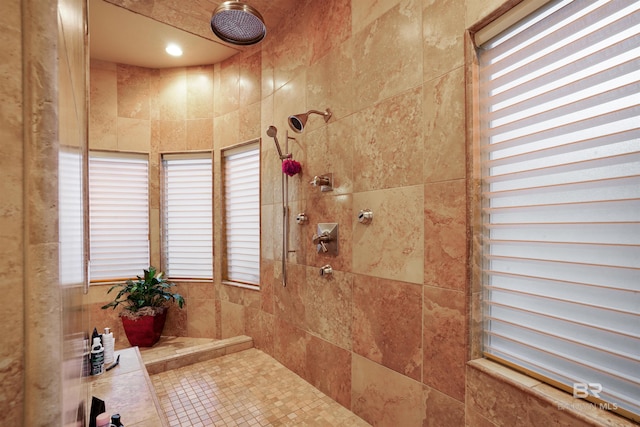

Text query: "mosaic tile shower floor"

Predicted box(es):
[150, 348, 370, 427]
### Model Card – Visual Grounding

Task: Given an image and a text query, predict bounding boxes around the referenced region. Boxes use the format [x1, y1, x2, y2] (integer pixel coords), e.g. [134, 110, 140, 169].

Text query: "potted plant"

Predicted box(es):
[101, 266, 184, 347]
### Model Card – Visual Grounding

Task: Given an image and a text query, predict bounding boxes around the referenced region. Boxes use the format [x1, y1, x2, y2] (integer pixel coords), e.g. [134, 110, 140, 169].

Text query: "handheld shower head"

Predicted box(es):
[266, 126, 291, 160]
[288, 108, 332, 133]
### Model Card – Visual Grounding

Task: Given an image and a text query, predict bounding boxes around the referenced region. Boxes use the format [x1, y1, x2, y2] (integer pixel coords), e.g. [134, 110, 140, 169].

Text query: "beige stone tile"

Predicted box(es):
[353, 275, 423, 381]
[116, 117, 150, 151]
[220, 300, 245, 339]
[267, 7, 311, 92]
[186, 118, 212, 150]
[305, 116, 354, 196]
[466, 407, 500, 427]
[466, 0, 508, 29]
[304, 267, 353, 350]
[117, 64, 151, 119]
[352, 186, 424, 284]
[239, 51, 262, 107]
[158, 68, 187, 121]
[423, 285, 466, 401]
[423, 67, 465, 182]
[89, 63, 118, 149]
[305, 0, 351, 66]
[91, 370, 160, 425]
[352, 0, 423, 112]
[351, 0, 401, 35]
[274, 263, 306, 327]
[219, 282, 261, 308]
[186, 298, 216, 338]
[352, 353, 425, 426]
[213, 110, 239, 149]
[422, 0, 465, 82]
[352, 86, 424, 192]
[238, 101, 261, 142]
[466, 362, 617, 427]
[153, 119, 186, 151]
[261, 203, 276, 260]
[260, 259, 275, 314]
[307, 36, 355, 121]
[306, 335, 352, 408]
[424, 179, 467, 290]
[186, 65, 213, 119]
[424, 385, 465, 427]
[274, 317, 309, 378]
[151, 348, 369, 426]
[215, 58, 240, 116]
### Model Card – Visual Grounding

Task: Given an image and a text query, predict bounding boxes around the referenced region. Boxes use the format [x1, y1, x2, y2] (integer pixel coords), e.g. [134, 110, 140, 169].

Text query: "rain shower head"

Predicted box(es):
[288, 109, 332, 133]
[210, 1, 266, 46]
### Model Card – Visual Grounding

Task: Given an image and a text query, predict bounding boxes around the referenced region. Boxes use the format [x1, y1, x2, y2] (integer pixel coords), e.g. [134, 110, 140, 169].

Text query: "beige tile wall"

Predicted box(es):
[84, 0, 637, 426]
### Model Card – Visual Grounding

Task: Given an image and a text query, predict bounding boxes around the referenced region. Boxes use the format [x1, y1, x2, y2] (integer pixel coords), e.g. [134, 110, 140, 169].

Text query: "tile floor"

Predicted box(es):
[150, 347, 371, 427]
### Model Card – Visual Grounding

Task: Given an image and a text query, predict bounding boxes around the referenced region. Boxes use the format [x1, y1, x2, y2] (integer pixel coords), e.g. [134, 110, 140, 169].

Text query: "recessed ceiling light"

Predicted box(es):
[165, 43, 183, 57]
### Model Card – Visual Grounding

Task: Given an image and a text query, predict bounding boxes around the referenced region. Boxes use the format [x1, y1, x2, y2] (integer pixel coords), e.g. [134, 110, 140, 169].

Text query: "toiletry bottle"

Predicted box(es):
[90, 337, 105, 375]
[110, 413, 124, 426]
[102, 327, 115, 364]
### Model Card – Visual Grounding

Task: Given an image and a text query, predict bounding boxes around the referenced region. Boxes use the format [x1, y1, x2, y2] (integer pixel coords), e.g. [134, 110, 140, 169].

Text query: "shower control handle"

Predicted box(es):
[312, 231, 332, 253]
[319, 265, 333, 276]
[310, 174, 333, 192]
[310, 175, 331, 186]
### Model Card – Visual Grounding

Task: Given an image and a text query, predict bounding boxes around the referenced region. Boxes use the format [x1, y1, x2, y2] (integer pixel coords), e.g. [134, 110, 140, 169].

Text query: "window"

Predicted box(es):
[59, 147, 84, 286]
[162, 153, 213, 279]
[477, 0, 639, 420]
[222, 141, 260, 287]
[89, 151, 150, 281]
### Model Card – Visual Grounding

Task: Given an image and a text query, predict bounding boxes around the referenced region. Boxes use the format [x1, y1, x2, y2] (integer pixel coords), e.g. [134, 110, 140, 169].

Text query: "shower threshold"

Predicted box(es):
[137, 335, 253, 374]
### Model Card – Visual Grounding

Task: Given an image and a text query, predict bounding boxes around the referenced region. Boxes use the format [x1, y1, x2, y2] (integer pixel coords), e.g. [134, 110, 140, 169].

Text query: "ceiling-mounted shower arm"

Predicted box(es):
[288, 108, 332, 133]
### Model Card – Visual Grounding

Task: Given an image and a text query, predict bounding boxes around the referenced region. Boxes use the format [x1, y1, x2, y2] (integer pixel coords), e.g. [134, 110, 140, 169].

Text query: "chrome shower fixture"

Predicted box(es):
[210, 1, 266, 45]
[266, 126, 291, 160]
[288, 108, 332, 133]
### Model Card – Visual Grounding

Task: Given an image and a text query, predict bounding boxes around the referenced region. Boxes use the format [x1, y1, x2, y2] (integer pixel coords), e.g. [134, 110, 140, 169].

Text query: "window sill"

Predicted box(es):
[467, 359, 637, 426]
[221, 281, 259, 291]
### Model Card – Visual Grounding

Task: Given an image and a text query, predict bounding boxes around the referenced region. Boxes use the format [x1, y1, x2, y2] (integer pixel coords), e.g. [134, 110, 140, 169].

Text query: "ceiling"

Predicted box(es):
[88, 0, 296, 68]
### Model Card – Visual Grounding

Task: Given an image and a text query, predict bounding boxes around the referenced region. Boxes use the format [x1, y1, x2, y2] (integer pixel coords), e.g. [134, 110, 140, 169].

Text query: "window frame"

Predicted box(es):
[468, 0, 640, 422]
[221, 139, 261, 290]
[160, 151, 214, 281]
[88, 150, 150, 283]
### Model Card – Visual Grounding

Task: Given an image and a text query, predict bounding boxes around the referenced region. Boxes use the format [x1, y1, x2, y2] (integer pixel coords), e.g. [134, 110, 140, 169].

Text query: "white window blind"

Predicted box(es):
[162, 153, 213, 279]
[59, 147, 84, 286]
[479, 0, 640, 420]
[223, 142, 260, 286]
[89, 151, 150, 281]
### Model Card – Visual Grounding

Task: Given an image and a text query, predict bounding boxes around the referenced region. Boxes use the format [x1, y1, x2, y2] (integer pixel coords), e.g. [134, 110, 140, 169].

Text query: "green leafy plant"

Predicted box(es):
[101, 266, 184, 318]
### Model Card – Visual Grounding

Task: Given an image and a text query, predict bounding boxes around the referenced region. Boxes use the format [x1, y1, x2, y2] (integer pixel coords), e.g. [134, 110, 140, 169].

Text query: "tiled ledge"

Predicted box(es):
[467, 359, 637, 427]
[142, 335, 253, 375]
[89, 347, 168, 427]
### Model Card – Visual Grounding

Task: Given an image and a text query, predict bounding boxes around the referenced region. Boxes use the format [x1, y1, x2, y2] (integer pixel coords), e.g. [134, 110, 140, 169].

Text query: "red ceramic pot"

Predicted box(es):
[120, 308, 167, 347]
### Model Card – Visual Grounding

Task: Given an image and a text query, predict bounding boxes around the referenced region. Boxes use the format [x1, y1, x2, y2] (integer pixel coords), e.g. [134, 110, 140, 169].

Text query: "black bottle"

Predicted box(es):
[110, 414, 124, 426]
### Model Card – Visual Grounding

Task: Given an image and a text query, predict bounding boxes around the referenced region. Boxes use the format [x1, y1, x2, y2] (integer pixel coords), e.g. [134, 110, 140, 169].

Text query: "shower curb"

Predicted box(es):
[142, 335, 254, 375]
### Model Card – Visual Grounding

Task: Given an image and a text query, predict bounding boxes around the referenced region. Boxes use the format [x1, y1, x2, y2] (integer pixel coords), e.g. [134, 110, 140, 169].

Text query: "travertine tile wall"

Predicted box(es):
[85, 1, 635, 426]
[0, 1, 25, 425]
